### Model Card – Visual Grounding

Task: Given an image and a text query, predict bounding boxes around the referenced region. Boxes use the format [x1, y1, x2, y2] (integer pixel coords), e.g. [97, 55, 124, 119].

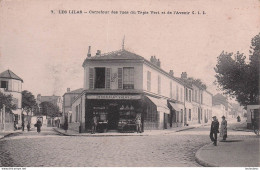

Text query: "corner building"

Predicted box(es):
[73, 49, 185, 132]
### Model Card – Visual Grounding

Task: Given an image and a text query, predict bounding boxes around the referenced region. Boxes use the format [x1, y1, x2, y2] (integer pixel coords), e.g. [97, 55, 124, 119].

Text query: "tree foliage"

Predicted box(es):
[187, 77, 207, 90]
[0, 91, 17, 113]
[22, 90, 37, 114]
[40, 101, 61, 117]
[214, 33, 260, 107]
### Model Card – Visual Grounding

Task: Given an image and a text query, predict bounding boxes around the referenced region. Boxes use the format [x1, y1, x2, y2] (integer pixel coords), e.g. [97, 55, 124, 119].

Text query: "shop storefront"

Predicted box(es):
[168, 102, 184, 128]
[84, 93, 172, 132]
[85, 94, 143, 132]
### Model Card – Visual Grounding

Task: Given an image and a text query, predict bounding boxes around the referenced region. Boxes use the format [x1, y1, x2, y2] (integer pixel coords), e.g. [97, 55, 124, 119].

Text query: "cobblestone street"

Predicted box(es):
[0, 123, 254, 167]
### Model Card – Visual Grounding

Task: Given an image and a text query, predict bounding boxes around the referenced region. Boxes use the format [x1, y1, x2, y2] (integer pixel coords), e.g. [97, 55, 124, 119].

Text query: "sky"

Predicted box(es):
[0, 0, 259, 98]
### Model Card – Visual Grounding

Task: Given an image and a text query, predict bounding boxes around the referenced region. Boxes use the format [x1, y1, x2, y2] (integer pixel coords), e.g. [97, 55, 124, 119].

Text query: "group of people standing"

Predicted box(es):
[210, 115, 227, 146]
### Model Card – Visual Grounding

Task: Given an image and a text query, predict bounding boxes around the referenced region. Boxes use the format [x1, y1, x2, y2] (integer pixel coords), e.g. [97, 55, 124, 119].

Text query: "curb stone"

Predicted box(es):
[53, 128, 148, 137]
[0, 131, 23, 140]
[195, 143, 218, 167]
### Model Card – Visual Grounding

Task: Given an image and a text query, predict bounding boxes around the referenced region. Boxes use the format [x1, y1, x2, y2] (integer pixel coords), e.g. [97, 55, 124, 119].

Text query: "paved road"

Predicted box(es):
[0, 122, 253, 167]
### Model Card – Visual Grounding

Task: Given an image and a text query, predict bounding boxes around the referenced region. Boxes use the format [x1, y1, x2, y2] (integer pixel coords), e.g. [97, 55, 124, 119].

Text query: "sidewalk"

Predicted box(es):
[195, 136, 260, 167]
[0, 130, 22, 140]
[53, 124, 205, 137]
[195, 119, 260, 167]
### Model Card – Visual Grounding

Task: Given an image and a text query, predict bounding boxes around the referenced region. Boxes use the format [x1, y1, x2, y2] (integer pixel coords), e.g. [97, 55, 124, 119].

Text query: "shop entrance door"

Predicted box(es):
[108, 105, 119, 130]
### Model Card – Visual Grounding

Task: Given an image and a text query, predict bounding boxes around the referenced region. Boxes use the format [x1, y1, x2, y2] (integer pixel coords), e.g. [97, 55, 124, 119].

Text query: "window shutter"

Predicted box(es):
[89, 68, 94, 89]
[105, 68, 111, 89]
[118, 68, 123, 89]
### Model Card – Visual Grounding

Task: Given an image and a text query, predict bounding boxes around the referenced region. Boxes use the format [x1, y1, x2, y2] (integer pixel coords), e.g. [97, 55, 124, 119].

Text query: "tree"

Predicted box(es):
[0, 91, 17, 113]
[187, 77, 207, 90]
[40, 101, 61, 117]
[214, 33, 260, 107]
[22, 90, 37, 115]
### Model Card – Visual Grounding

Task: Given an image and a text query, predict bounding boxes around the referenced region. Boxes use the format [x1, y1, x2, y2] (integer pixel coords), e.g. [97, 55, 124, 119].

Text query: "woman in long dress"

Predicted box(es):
[220, 116, 227, 141]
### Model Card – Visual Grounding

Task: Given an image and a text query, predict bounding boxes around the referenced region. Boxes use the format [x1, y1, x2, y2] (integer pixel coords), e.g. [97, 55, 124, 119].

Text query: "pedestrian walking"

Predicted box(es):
[27, 122, 31, 132]
[220, 116, 227, 141]
[135, 113, 142, 133]
[210, 116, 219, 146]
[64, 116, 68, 133]
[21, 122, 25, 131]
[35, 119, 42, 133]
[57, 118, 60, 128]
[91, 115, 97, 134]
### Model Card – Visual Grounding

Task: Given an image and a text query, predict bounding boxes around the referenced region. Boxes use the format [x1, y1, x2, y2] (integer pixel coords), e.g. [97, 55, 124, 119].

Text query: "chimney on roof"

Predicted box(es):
[169, 70, 174, 76]
[67, 88, 70, 92]
[87, 46, 91, 57]
[181, 72, 187, 79]
[96, 50, 101, 56]
[157, 59, 161, 68]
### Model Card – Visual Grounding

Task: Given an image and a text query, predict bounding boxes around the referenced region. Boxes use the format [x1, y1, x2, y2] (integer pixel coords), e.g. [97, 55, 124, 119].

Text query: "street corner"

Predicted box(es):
[195, 143, 218, 167]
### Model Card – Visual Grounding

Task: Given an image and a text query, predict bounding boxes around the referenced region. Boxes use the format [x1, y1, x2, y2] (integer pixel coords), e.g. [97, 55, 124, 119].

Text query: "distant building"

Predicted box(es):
[62, 88, 83, 124]
[212, 93, 232, 119]
[179, 73, 213, 126]
[212, 103, 226, 120]
[0, 69, 23, 131]
[36, 94, 63, 112]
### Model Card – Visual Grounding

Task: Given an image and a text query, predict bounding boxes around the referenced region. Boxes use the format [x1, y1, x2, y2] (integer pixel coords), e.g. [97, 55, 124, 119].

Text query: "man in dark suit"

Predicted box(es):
[210, 116, 219, 146]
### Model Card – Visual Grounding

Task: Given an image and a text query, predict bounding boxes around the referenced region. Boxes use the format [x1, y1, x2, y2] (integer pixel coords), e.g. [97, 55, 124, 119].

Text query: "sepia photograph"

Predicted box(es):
[0, 0, 259, 168]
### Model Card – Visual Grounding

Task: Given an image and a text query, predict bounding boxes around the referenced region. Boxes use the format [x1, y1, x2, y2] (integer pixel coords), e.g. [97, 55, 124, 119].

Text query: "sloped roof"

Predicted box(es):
[39, 95, 61, 103]
[84, 49, 144, 61]
[83, 49, 184, 85]
[0, 69, 23, 82]
[68, 88, 84, 94]
[176, 78, 193, 89]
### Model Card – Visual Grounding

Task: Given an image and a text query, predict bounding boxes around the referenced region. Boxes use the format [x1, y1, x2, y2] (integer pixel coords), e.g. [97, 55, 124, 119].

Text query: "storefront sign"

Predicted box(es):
[87, 95, 141, 100]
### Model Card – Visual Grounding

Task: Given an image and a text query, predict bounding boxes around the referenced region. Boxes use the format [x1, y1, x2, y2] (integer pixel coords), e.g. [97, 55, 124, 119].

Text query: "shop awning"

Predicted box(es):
[146, 96, 170, 114]
[169, 102, 182, 112]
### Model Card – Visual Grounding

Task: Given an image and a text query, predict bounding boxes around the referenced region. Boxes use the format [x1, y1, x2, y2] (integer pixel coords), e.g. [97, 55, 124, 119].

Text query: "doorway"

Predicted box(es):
[107, 104, 120, 130]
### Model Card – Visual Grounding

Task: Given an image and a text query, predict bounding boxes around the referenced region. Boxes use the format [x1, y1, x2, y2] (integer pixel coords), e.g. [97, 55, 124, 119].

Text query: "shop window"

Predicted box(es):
[95, 68, 105, 88]
[76, 106, 78, 122]
[189, 109, 191, 121]
[147, 71, 151, 91]
[0, 81, 8, 90]
[123, 67, 134, 89]
[195, 90, 198, 102]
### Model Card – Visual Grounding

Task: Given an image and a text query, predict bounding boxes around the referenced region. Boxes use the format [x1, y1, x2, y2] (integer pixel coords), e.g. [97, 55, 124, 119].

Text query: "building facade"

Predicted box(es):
[0, 70, 23, 131]
[62, 88, 83, 126]
[72, 49, 187, 132]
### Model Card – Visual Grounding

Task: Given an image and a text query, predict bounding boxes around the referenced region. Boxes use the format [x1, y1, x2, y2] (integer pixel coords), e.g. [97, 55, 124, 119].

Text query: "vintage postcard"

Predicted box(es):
[0, 0, 259, 168]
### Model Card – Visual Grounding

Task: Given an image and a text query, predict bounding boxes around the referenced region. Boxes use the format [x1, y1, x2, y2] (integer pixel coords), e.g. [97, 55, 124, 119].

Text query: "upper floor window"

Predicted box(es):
[95, 68, 105, 89]
[0, 81, 8, 90]
[185, 88, 188, 101]
[123, 67, 134, 89]
[180, 88, 183, 102]
[195, 90, 198, 102]
[158, 76, 161, 94]
[147, 71, 151, 91]
[176, 85, 179, 101]
[189, 90, 191, 102]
